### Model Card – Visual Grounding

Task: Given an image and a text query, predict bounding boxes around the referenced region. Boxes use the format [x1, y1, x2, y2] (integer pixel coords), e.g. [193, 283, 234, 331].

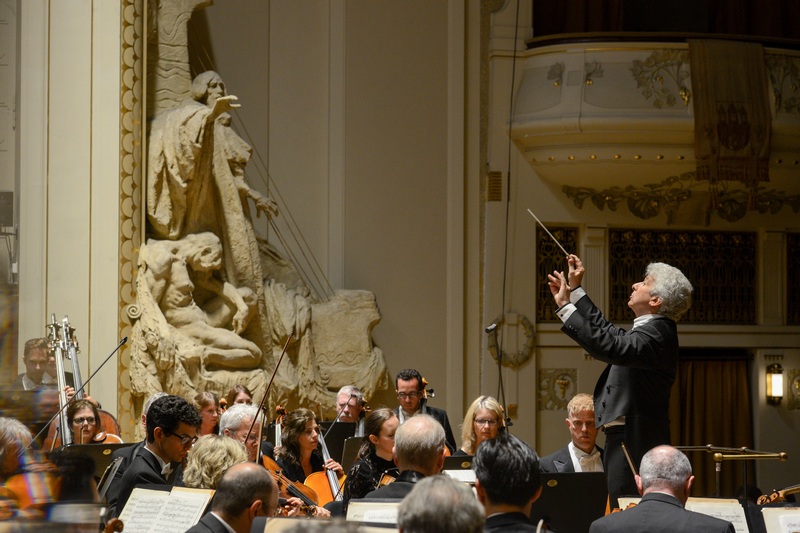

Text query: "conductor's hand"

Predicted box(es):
[567, 254, 585, 290]
[547, 270, 570, 308]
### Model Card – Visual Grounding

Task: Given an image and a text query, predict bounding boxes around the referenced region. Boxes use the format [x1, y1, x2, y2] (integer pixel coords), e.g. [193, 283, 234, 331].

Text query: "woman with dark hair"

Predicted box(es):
[224, 385, 253, 409]
[67, 399, 122, 444]
[274, 408, 343, 483]
[341, 407, 398, 514]
[193, 391, 220, 437]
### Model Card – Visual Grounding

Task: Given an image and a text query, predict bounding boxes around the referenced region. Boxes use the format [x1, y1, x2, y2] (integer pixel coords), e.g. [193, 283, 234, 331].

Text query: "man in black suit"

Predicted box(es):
[363, 414, 445, 500]
[540, 393, 603, 473]
[589, 445, 734, 532]
[108, 392, 169, 485]
[105, 394, 202, 517]
[393, 368, 456, 454]
[548, 255, 692, 507]
[474, 432, 542, 532]
[185, 462, 277, 533]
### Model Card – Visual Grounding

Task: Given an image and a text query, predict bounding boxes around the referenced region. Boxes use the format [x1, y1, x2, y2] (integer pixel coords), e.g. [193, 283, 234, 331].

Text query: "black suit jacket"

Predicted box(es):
[105, 447, 177, 517]
[589, 492, 735, 533]
[562, 295, 677, 464]
[394, 404, 457, 454]
[363, 470, 425, 500]
[184, 512, 231, 533]
[539, 444, 604, 473]
[485, 511, 538, 532]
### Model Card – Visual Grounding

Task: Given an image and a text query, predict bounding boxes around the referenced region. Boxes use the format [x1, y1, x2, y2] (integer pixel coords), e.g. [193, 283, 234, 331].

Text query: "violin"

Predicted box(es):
[757, 483, 800, 504]
[261, 455, 319, 516]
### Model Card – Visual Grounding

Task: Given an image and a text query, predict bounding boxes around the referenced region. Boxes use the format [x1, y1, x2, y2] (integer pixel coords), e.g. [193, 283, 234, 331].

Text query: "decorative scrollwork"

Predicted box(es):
[487, 313, 535, 369]
[631, 49, 691, 107]
[585, 61, 603, 86]
[548, 62, 565, 87]
[538, 368, 576, 411]
[766, 54, 800, 113]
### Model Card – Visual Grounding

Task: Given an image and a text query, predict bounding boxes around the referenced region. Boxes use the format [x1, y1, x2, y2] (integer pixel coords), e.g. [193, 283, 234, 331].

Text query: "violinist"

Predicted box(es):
[341, 407, 398, 514]
[394, 369, 456, 454]
[0, 417, 59, 516]
[67, 399, 123, 445]
[193, 391, 220, 437]
[220, 403, 270, 462]
[275, 408, 344, 483]
[183, 434, 248, 490]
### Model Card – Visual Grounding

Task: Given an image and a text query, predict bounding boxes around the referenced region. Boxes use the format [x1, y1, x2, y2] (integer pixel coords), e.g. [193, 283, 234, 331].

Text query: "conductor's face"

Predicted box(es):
[628, 276, 657, 317]
[396, 378, 422, 413]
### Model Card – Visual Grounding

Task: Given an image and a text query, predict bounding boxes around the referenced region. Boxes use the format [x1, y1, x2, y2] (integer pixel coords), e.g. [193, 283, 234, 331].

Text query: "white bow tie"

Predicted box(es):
[161, 464, 174, 477]
[579, 450, 601, 467]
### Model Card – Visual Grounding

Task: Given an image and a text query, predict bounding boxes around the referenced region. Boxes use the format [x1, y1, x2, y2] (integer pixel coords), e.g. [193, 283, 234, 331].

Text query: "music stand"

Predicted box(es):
[58, 442, 135, 479]
[319, 421, 356, 465]
[341, 436, 363, 473]
[530, 472, 608, 532]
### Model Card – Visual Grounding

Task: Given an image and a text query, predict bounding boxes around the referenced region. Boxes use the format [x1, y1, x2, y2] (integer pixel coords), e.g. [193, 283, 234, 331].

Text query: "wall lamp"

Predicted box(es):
[766, 363, 784, 405]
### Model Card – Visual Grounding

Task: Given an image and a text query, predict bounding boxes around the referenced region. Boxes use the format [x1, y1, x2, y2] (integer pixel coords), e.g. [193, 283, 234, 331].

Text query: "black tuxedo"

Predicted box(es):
[589, 492, 735, 533]
[561, 294, 677, 504]
[485, 511, 538, 532]
[394, 403, 457, 454]
[539, 444, 604, 473]
[184, 512, 231, 533]
[105, 446, 179, 517]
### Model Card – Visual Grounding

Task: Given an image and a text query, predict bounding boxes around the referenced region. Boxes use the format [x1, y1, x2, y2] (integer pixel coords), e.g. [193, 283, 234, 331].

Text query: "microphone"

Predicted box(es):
[485, 323, 497, 334]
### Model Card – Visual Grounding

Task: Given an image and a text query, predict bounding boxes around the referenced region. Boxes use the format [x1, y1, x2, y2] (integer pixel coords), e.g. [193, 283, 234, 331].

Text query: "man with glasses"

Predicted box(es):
[393, 369, 456, 454]
[540, 393, 603, 473]
[220, 403, 270, 462]
[106, 394, 202, 517]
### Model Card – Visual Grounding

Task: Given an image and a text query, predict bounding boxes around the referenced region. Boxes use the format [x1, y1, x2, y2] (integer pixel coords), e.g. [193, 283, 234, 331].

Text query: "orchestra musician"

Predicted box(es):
[66, 399, 123, 445]
[341, 407, 399, 514]
[274, 408, 343, 483]
[183, 434, 248, 490]
[455, 395, 506, 456]
[193, 391, 221, 437]
[335, 385, 365, 437]
[394, 369, 456, 454]
[220, 403, 269, 463]
[225, 385, 253, 407]
[539, 393, 603, 473]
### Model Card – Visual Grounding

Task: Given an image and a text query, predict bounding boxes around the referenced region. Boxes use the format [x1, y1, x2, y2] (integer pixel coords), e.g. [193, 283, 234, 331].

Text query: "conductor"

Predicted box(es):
[548, 254, 692, 507]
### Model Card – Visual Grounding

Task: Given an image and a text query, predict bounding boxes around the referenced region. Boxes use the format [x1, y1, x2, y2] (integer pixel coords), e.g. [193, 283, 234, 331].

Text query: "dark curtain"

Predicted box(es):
[533, 0, 623, 36]
[669, 352, 755, 498]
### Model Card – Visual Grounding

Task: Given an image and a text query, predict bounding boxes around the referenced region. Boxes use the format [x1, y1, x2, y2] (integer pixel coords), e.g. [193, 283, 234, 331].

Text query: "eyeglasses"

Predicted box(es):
[474, 418, 499, 427]
[165, 430, 198, 446]
[72, 417, 96, 426]
[397, 391, 421, 400]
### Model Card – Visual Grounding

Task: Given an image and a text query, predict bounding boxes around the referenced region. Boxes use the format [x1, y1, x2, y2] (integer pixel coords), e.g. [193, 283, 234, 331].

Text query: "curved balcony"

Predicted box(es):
[510, 33, 800, 222]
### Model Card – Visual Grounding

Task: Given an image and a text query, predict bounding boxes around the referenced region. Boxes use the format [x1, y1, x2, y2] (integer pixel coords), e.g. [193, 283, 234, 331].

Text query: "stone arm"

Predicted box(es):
[193, 274, 250, 334]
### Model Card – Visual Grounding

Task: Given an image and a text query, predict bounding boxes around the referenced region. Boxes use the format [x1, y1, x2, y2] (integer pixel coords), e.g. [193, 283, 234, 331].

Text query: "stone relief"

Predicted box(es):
[126, 2, 388, 437]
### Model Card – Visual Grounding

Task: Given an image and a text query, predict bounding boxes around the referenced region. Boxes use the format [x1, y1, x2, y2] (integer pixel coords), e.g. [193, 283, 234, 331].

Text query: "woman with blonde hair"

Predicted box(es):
[193, 391, 220, 437]
[456, 395, 505, 456]
[182, 434, 248, 490]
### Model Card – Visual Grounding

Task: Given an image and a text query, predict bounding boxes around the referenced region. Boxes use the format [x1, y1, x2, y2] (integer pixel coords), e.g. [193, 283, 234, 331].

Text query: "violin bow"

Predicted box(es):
[246, 335, 293, 462]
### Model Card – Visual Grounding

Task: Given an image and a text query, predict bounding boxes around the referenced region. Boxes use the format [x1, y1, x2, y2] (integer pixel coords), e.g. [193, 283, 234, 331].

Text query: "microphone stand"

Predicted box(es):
[27, 337, 129, 453]
[323, 393, 358, 440]
[485, 323, 513, 429]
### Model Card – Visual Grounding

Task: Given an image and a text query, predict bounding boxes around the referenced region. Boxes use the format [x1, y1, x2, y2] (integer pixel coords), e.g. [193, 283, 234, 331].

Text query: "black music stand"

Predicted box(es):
[530, 472, 608, 532]
[58, 442, 135, 479]
[319, 421, 356, 465]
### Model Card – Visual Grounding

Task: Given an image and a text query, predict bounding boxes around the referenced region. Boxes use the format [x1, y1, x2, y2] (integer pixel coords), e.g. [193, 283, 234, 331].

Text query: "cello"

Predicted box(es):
[304, 430, 346, 506]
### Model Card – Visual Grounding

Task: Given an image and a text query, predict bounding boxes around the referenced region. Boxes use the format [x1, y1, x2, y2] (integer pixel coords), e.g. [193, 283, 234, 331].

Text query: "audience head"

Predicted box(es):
[0, 417, 33, 480]
[23, 338, 50, 384]
[359, 407, 399, 460]
[460, 395, 505, 455]
[225, 385, 253, 408]
[394, 414, 445, 476]
[473, 432, 541, 511]
[183, 434, 248, 490]
[398, 475, 484, 533]
[212, 462, 277, 525]
[336, 385, 364, 423]
[637, 445, 694, 503]
[193, 391, 221, 436]
[643, 263, 693, 321]
[565, 393, 598, 454]
[145, 395, 202, 463]
[395, 368, 425, 414]
[219, 403, 266, 462]
[66, 399, 103, 444]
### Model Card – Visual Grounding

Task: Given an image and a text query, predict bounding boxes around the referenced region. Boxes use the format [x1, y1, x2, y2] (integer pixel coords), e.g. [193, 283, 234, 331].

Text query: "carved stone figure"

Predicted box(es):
[127, 0, 389, 429]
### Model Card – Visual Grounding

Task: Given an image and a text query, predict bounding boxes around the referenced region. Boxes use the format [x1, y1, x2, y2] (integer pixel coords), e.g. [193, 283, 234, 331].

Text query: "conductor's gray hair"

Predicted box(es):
[398, 475, 484, 533]
[639, 445, 692, 492]
[646, 263, 693, 321]
[394, 414, 445, 473]
[219, 403, 265, 434]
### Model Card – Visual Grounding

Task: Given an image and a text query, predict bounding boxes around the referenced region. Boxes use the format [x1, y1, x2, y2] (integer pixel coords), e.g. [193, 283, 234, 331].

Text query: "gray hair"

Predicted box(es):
[639, 445, 692, 492]
[182, 434, 248, 489]
[398, 475, 484, 533]
[337, 385, 363, 404]
[395, 414, 445, 473]
[143, 392, 168, 416]
[219, 403, 265, 434]
[0, 417, 33, 475]
[646, 263, 693, 321]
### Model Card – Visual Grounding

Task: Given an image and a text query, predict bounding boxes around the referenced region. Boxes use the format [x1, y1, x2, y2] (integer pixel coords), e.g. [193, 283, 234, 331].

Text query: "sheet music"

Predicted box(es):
[442, 469, 476, 484]
[686, 498, 749, 533]
[117, 487, 212, 533]
[762, 507, 800, 533]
